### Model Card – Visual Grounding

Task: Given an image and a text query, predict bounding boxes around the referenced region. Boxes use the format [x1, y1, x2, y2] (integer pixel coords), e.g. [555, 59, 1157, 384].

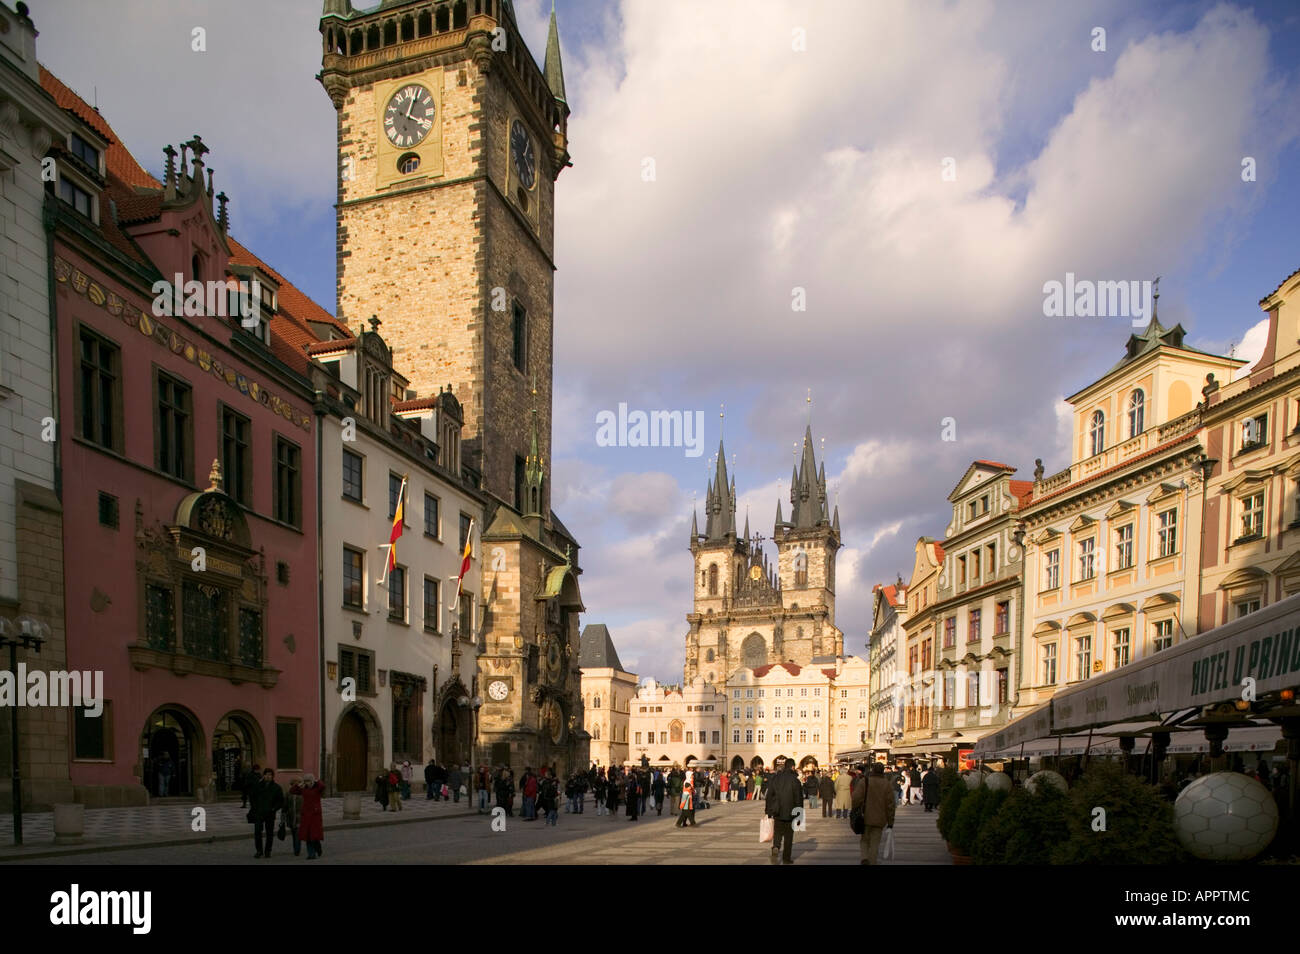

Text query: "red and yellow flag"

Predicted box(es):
[387, 475, 407, 573]
[453, 517, 475, 608]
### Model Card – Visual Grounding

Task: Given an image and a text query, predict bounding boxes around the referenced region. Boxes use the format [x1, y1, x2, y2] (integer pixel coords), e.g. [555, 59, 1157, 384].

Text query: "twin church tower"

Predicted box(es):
[686, 428, 844, 685]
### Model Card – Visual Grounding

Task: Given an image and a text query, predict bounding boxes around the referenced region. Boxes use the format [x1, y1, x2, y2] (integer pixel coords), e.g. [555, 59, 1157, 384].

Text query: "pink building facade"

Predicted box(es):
[47, 70, 320, 804]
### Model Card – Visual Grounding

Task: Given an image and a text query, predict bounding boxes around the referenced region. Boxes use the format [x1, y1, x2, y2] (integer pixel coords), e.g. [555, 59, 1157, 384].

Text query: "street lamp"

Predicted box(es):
[1, 615, 50, 846]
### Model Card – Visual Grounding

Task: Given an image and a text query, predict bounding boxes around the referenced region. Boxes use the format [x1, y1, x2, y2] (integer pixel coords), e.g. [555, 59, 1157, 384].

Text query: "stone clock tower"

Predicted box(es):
[317, 0, 569, 512]
[318, 0, 588, 776]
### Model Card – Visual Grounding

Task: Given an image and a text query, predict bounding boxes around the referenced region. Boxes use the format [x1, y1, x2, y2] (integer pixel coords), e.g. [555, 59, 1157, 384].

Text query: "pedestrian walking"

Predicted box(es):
[676, 782, 697, 827]
[764, 757, 804, 865]
[476, 765, 492, 813]
[922, 765, 941, 812]
[652, 770, 666, 815]
[284, 777, 303, 857]
[248, 767, 284, 859]
[374, 771, 389, 811]
[818, 772, 836, 817]
[494, 767, 516, 816]
[424, 758, 438, 800]
[387, 765, 403, 812]
[803, 771, 819, 810]
[834, 767, 852, 819]
[448, 763, 464, 804]
[539, 769, 560, 826]
[296, 773, 326, 859]
[156, 752, 173, 797]
[852, 762, 897, 865]
[241, 763, 260, 808]
[521, 767, 538, 821]
[626, 772, 640, 821]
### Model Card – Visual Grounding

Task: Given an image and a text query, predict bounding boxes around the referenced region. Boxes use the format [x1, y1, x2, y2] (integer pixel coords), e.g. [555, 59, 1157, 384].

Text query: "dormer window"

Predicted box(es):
[1089, 410, 1105, 457]
[58, 177, 93, 219]
[68, 133, 101, 173]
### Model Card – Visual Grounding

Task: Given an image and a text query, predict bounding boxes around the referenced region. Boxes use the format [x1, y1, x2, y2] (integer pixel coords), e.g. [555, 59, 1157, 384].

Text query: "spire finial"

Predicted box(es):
[1152, 275, 1161, 324]
[208, 458, 224, 492]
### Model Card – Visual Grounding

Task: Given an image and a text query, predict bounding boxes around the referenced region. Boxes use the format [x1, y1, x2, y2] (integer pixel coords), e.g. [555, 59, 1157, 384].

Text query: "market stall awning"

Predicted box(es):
[1051, 592, 1300, 733]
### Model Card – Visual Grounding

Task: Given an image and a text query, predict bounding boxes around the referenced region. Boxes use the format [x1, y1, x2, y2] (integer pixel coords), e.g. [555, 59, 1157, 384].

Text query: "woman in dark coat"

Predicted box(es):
[605, 772, 620, 817]
[296, 774, 325, 858]
[373, 772, 389, 810]
[922, 766, 941, 812]
[625, 772, 640, 821]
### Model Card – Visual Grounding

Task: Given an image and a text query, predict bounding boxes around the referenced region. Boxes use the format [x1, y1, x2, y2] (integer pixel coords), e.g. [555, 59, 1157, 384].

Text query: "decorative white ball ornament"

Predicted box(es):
[961, 770, 983, 789]
[1026, 770, 1068, 794]
[1174, 772, 1277, 862]
[984, 771, 1012, 792]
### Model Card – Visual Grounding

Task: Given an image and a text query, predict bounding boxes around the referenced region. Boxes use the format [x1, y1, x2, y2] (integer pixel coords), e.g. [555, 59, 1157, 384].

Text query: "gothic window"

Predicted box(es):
[706, 648, 715, 662]
[708, 564, 718, 596]
[794, 549, 808, 586]
[741, 633, 766, 669]
[390, 672, 425, 763]
[669, 720, 683, 743]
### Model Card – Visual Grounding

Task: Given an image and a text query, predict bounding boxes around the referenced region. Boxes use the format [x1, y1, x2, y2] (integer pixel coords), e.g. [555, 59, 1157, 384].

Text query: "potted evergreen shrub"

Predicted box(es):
[981, 782, 1069, 864]
[937, 775, 968, 847]
[1051, 760, 1187, 864]
[948, 785, 990, 863]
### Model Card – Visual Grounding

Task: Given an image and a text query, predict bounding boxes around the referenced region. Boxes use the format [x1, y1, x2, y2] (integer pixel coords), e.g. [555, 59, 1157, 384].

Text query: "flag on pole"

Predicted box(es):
[385, 475, 407, 576]
[452, 517, 475, 610]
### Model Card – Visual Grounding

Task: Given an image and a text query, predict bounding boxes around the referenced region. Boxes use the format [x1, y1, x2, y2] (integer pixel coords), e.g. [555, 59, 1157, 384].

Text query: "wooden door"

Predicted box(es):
[337, 711, 368, 791]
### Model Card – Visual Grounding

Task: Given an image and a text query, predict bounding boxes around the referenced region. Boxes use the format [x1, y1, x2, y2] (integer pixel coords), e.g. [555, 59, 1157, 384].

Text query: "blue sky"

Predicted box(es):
[33, 0, 1300, 682]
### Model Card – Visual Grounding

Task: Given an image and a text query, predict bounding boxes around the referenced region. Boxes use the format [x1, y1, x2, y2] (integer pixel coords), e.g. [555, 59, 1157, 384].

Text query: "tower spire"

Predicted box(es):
[544, 0, 567, 105]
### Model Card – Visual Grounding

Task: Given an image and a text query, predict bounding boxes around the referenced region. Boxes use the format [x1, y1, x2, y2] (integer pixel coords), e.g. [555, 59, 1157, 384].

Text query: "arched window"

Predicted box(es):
[794, 549, 808, 586]
[1089, 410, 1105, 457]
[669, 720, 683, 743]
[593, 695, 600, 709]
[708, 564, 718, 596]
[742, 633, 766, 669]
[593, 725, 600, 740]
[1128, 390, 1145, 438]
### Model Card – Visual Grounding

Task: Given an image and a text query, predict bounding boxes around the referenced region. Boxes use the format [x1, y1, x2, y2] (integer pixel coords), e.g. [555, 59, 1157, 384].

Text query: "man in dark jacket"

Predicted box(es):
[424, 759, 438, 800]
[921, 766, 941, 812]
[764, 758, 804, 864]
[249, 767, 284, 859]
[448, 763, 464, 803]
[818, 772, 837, 817]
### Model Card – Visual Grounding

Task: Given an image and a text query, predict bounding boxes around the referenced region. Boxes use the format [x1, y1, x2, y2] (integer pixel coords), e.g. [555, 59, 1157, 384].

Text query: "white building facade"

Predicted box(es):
[725, 656, 871, 771]
[313, 328, 485, 792]
[869, 583, 907, 751]
[628, 677, 725, 768]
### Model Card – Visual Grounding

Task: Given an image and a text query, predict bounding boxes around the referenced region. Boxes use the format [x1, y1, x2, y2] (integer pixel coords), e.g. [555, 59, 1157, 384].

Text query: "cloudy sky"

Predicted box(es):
[33, 0, 1300, 683]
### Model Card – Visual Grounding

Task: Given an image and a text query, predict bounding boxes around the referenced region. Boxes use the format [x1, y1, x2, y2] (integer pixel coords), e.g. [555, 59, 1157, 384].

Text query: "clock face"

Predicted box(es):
[749, 565, 762, 581]
[488, 680, 509, 702]
[510, 119, 536, 190]
[384, 84, 435, 149]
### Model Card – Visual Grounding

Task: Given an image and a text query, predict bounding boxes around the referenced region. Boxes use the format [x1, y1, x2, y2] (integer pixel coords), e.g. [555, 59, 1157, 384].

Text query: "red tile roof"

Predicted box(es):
[1009, 480, 1034, 507]
[821, 668, 838, 679]
[227, 238, 352, 375]
[39, 65, 160, 192]
[40, 64, 348, 381]
[932, 542, 946, 561]
[751, 662, 802, 678]
[974, 459, 1014, 471]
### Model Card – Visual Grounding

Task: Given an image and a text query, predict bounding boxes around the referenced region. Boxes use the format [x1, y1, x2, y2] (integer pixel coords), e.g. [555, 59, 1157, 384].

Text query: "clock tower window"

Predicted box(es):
[511, 303, 527, 372]
[398, 153, 420, 175]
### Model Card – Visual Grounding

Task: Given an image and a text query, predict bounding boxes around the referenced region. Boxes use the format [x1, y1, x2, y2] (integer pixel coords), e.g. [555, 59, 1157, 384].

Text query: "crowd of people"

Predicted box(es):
[238, 754, 937, 863]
